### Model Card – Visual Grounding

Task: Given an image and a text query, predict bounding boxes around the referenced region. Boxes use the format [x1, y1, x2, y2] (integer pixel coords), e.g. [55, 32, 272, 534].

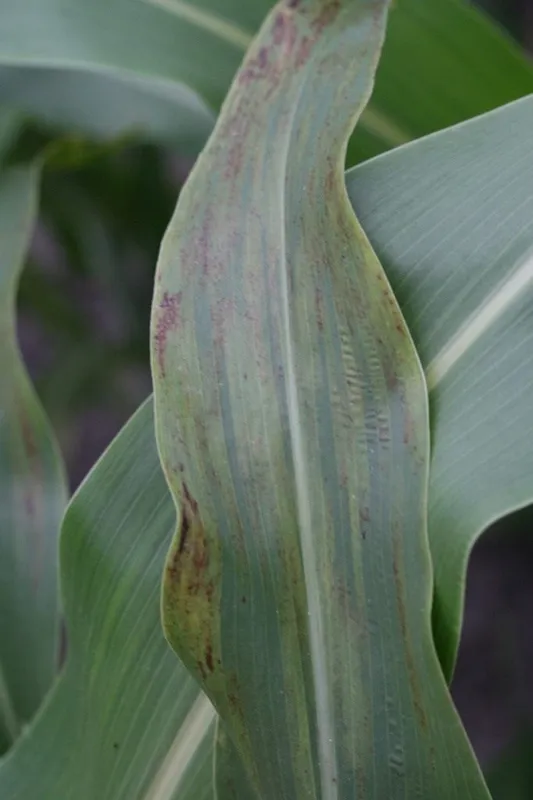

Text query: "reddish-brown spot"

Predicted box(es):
[313, 0, 341, 34]
[258, 46, 268, 69]
[154, 291, 182, 378]
[392, 535, 427, 731]
[197, 660, 207, 680]
[199, 208, 213, 275]
[403, 411, 413, 446]
[273, 12, 287, 45]
[177, 481, 197, 555]
[211, 297, 235, 348]
[386, 369, 399, 393]
[360, 507, 370, 540]
[205, 643, 214, 673]
[296, 35, 312, 68]
[24, 493, 35, 517]
[19, 407, 38, 462]
[315, 287, 324, 332]
[378, 420, 390, 443]
[325, 167, 335, 195]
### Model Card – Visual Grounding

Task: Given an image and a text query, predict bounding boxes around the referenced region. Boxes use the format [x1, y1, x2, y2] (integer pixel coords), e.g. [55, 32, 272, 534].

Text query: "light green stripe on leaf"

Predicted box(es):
[142, 0, 254, 51]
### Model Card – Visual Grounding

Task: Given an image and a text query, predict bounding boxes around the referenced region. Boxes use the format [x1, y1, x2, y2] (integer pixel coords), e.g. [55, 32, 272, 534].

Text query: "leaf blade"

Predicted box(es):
[0, 162, 67, 745]
[151, 1, 489, 797]
[346, 93, 533, 677]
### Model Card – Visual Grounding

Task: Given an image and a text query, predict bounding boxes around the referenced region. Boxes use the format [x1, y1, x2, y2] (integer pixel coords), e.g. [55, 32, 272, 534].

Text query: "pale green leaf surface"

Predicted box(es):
[0, 164, 67, 747]
[0, 400, 217, 799]
[346, 93, 533, 678]
[151, 1, 488, 798]
[0, 0, 531, 162]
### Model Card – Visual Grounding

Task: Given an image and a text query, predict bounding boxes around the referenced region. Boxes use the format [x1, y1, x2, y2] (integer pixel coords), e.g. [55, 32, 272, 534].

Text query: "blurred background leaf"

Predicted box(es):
[0, 153, 67, 754]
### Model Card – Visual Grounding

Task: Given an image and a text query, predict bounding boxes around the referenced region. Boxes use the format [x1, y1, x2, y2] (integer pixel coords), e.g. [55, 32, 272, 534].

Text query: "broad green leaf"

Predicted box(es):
[0, 109, 22, 164]
[151, 1, 488, 797]
[0, 0, 531, 162]
[346, 93, 533, 678]
[0, 400, 219, 799]
[0, 163, 67, 749]
[0, 67, 213, 154]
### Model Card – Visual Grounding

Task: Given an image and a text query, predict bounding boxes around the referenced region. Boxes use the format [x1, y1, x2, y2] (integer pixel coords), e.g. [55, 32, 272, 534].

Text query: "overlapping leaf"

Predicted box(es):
[0, 0, 531, 162]
[0, 400, 219, 799]
[0, 157, 67, 751]
[151, 1, 489, 797]
[347, 93, 533, 676]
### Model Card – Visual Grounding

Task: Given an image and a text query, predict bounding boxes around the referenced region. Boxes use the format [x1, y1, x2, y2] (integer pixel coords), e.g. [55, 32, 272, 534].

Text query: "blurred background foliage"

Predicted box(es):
[4, 0, 533, 792]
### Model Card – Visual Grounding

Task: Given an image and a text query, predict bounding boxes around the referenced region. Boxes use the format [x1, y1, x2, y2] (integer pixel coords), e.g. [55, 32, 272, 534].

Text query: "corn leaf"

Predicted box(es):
[0, 399, 219, 799]
[1, 13, 533, 799]
[151, 1, 489, 797]
[347, 93, 533, 677]
[0, 157, 67, 751]
[0, 0, 531, 162]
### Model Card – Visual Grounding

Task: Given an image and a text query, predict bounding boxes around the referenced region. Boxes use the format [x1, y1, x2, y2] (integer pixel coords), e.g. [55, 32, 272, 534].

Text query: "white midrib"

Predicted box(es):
[275, 80, 339, 800]
[142, 694, 216, 800]
[426, 247, 533, 390]
[141, 0, 410, 148]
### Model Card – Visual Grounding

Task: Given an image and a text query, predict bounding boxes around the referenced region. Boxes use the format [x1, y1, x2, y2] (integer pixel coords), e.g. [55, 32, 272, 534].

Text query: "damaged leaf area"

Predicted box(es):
[151, 1, 490, 798]
[163, 474, 222, 689]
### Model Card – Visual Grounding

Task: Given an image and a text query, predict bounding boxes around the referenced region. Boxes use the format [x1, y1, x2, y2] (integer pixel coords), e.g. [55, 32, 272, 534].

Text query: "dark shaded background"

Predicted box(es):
[16, 0, 533, 785]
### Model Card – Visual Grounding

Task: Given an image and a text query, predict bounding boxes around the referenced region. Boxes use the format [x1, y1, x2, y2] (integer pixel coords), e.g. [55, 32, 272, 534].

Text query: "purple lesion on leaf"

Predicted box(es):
[296, 34, 312, 67]
[392, 533, 428, 732]
[18, 404, 38, 463]
[315, 287, 324, 331]
[258, 46, 269, 69]
[273, 11, 289, 46]
[153, 290, 182, 378]
[211, 296, 236, 348]
[313, 0, 342, 32]
[164, 478, 223, 689]
[168, 480, 200, 565]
